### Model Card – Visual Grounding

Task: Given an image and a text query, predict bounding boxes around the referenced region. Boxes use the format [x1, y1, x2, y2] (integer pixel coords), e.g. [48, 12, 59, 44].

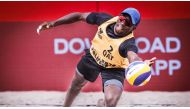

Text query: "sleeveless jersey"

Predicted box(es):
[90, 16, 134, 68]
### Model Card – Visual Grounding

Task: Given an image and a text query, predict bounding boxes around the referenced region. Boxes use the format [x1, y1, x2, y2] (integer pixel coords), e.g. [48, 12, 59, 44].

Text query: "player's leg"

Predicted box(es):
[104, 81, 123, 106]
[63, 70, 87, 107]
[96, 80, 123, 107]
[64, 49, 101, 106]
[98, 68, 125, 107]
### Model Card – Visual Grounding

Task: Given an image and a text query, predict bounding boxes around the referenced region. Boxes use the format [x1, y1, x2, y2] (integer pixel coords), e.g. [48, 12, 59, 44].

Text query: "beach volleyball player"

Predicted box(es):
[37, 8, 156, 107]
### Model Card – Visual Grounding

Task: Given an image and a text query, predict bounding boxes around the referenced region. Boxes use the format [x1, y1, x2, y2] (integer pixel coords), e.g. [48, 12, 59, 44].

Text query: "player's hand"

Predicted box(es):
[144, 57, 157, 66]
[37, 22, 53, 35]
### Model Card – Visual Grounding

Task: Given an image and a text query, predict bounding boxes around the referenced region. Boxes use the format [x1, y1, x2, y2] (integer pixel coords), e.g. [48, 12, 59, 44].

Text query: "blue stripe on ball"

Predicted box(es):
[134, 72, 151, 86]
[125, 61, 144, 74]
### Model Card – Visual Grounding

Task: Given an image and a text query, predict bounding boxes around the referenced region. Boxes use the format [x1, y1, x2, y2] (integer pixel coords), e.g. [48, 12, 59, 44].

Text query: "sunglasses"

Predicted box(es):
[119, 16, 133, 27]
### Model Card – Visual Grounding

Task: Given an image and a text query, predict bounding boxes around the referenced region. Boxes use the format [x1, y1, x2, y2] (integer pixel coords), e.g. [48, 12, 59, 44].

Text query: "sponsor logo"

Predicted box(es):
[97, 28, 103, 39]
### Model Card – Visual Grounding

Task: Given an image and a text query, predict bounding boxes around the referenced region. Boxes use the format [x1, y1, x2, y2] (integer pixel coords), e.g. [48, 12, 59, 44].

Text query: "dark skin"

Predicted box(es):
[114, 14, 134, 36]
[37, 12, 156, 106]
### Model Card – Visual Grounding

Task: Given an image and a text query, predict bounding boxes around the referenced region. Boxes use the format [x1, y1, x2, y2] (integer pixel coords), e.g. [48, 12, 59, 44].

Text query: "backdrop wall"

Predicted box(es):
[0, 1, 190, 91]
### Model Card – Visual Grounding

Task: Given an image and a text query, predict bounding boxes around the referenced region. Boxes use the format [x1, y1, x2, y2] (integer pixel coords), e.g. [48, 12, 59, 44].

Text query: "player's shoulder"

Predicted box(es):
[89, 12, 113, 18]
[86, 12, 113, 25]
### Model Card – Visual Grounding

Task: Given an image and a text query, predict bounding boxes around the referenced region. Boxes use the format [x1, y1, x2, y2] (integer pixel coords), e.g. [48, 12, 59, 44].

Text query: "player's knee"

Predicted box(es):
[70, 83, 82, 92]
[105, 94, 118, 107]
[70, 79, 86, 92]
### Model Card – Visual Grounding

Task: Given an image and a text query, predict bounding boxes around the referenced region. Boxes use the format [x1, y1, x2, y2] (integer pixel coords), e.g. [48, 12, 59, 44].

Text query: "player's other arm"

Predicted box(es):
[127, 51, 156, 66]
[37, 12, 91, 34]
[127, 51, 142, 62]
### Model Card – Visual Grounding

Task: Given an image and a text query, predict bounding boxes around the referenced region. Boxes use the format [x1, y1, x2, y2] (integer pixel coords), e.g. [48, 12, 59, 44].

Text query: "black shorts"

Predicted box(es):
[76, 49, 125, 88]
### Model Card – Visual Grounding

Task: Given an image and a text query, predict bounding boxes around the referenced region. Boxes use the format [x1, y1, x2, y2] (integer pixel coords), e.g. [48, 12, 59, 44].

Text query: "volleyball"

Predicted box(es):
[125, 61, 151, 86]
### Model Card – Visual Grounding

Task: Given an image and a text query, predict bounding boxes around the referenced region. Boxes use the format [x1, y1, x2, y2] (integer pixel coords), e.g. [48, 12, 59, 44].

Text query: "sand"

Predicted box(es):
[0, 91, 190, 107]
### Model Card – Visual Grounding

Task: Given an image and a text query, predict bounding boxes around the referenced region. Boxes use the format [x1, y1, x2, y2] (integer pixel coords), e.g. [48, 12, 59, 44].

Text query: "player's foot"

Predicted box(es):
[96, 98, 105, 107]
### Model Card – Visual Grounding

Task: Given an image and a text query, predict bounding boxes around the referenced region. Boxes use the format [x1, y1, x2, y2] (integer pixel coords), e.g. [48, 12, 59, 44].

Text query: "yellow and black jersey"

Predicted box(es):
[86, 12, 138, 68]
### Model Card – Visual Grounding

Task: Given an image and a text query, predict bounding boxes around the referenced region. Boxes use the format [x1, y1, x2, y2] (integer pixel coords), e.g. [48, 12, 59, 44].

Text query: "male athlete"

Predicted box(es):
[37, 8, 156, 107]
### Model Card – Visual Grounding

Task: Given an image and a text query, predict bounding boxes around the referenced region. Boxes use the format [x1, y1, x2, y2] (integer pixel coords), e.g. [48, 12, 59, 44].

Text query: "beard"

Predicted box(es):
[114, 26, 132, 37]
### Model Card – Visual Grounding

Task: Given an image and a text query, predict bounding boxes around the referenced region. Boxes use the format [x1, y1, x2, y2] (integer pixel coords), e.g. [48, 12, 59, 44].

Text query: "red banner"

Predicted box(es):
[0, 1, 190, 91]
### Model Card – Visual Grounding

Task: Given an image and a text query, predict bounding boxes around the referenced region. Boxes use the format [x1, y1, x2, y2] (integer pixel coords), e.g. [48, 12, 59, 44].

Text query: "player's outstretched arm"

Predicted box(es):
[37, 12, 91, 35]
[127, 51, 156, 66]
